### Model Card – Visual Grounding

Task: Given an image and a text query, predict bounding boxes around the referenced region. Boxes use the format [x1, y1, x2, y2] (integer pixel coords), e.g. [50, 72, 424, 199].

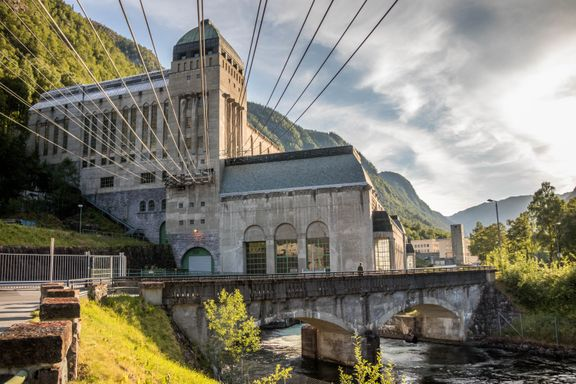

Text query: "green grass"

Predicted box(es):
[0, 222, 147, 248]
[74, 296, 217, 384]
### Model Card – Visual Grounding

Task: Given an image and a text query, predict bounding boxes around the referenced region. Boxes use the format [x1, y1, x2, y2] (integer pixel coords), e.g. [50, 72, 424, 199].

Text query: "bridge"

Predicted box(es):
[137, 267, 497, 366]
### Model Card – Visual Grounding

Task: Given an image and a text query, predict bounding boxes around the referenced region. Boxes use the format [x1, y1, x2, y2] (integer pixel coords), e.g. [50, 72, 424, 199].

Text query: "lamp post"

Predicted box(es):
[487, 199, 502, 262]
[78, 204, 83, 233]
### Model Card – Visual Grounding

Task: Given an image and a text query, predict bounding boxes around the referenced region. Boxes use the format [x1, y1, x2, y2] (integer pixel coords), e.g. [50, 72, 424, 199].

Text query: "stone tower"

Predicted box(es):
[451, 224, 465, 265]
[165, 20, 251, 271]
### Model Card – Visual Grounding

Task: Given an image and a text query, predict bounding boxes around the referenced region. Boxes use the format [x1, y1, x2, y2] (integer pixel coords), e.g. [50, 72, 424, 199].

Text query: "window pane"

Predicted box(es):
[375, 238, 391, 270]
[275, 240, 298, 274]
[306, 237, 330, 271]
[246, 241, 266, 274]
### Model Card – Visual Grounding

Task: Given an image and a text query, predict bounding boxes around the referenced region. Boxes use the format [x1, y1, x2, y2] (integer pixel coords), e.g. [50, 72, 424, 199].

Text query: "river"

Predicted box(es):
[252, 324, 576, 383]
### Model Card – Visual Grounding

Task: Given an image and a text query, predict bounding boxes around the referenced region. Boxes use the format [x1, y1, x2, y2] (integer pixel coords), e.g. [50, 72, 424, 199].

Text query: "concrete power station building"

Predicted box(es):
[27, 20, 409, 273]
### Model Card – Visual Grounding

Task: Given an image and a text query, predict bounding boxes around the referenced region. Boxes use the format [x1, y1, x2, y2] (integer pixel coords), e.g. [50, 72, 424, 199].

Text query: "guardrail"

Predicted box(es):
[116, 265, 495, 282]
[0, 252, 127, 289]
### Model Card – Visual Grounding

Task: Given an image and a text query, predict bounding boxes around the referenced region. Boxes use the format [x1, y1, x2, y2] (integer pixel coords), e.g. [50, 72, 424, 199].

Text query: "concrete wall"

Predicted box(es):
[219, 186, 374, 273]
[85, 187, 166, 243]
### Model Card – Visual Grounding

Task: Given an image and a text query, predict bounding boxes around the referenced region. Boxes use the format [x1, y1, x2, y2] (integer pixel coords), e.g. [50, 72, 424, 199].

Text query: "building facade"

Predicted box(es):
[27, 20, 408, 273]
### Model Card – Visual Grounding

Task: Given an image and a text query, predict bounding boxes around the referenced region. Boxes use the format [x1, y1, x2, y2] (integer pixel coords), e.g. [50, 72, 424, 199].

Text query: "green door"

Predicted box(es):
[159, 222, 169, 245]
[181, 247, 213, 273]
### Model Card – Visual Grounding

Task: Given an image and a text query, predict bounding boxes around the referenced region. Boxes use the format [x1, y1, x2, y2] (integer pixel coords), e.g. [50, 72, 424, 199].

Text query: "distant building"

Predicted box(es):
[412, 224, 476, 266]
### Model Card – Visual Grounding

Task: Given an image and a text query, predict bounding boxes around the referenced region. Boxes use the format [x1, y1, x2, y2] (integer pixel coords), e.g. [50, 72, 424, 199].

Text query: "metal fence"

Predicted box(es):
[492, 311, 576, 346]
[0, 252, 127, 288]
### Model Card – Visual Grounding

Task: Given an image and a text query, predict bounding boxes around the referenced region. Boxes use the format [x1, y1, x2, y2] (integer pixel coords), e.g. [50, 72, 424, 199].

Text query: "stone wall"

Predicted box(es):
[467, 284, 519, 339]
[0, 283, 82, 383]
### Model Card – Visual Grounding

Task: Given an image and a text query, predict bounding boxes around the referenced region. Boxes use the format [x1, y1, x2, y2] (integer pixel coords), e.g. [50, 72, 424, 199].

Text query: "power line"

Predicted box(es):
[256, 0, 334, 136]
[0, 9, 139, 160]
[261, 0, 316, 111]
[117, 0, 195, 178]
[0, 111, 129, 180]
[282, 0, 368, 119]
[240, 0, 268, 106]
[263, 0, 401, 152]
[195, 0, 210, 166]
[0, 82, 144, 179]
[33, 0, 181, 182]
[136, 0, 200, 173]
[0, 53, 157, 174]
[76, 0, 188, 174]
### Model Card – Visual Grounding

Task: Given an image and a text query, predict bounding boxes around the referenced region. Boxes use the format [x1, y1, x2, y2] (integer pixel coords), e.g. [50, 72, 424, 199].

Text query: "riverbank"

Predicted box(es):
[473, 337, 576, 359]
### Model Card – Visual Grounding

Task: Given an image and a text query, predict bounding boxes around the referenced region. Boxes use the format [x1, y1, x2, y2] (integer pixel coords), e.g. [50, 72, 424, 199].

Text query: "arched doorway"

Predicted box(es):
[181, 247, 213, 273]
[159, 222, 168, 245]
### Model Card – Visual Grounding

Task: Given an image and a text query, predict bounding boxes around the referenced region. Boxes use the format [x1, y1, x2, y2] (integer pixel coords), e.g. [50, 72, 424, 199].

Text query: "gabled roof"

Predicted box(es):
[220, 146, 370, 197]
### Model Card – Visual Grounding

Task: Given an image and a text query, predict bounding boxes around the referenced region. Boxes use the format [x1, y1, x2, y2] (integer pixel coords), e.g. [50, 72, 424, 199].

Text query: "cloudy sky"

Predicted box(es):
[65, 0, 576, 216]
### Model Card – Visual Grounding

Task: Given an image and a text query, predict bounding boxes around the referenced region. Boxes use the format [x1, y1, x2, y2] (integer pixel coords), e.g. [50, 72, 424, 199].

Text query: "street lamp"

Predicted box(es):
[78, 204, 84, 233]
[487, 199, 502, 261]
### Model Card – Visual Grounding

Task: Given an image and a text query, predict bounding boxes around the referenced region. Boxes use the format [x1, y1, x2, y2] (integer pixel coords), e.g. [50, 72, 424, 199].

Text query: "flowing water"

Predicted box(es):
[252, 325, 576, 383]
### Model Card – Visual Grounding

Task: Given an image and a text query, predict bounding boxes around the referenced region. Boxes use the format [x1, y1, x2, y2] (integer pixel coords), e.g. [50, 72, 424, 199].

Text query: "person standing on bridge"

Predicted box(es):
[357, 262, 364, 276]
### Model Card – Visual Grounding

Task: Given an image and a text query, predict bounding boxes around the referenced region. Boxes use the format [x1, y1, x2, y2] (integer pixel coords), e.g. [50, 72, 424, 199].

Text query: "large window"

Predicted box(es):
[306, 222, 330, 272]
[275, 224, 298, 274]
[374, 238, 391, 271]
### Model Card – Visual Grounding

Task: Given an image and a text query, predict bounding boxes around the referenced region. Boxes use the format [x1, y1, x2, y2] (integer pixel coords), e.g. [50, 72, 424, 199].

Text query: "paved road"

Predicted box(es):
[0, 289, 40, 332]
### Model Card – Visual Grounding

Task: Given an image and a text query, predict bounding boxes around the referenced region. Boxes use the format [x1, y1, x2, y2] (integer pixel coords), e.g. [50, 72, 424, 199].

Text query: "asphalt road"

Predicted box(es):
[0, 289, 40, 332]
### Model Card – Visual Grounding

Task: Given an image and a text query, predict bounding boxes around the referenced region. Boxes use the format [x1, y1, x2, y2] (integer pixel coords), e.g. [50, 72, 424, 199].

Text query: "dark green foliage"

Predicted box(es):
[247, 101, 451, 239]
[528, 182, 566, 261]
[470, 221, 506, 262]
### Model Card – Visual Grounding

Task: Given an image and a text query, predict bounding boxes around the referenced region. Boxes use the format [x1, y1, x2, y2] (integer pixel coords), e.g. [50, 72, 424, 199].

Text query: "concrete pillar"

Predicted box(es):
[297, 233, 307, 272]
[266, 238, 275, 274]
[301, 324, 317, 359]
[139, 282, 165, 305]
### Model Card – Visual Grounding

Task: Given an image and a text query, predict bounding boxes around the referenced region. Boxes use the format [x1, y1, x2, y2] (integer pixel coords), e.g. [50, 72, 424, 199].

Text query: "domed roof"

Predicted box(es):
[176, 19, 221, 45]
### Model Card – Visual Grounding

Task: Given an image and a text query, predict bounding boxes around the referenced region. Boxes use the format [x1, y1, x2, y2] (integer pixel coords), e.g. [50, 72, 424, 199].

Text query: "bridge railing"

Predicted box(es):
[157, 266, 495, 304]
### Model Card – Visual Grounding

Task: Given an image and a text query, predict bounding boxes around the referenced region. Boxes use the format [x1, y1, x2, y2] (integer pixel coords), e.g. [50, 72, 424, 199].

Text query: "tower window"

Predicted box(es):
[140, 172, 155, 184]
[100, 177, 114, 188]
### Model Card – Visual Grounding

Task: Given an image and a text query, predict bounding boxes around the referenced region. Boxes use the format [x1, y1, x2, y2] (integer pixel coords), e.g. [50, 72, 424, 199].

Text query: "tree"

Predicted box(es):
[339, 336, 399, 384]
[204, 289, 291, 384]
[559, 198, 576, 259]
[527, 182, 566, 262]
[470, 222, 505, 262]
[506, 212, 536, 260]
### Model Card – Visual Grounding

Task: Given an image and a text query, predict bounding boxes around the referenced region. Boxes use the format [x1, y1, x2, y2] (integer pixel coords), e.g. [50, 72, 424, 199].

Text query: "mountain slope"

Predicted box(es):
[449, 187, 576, 235]
[247, 101, 451, 237]
[0, 0, 157, 102]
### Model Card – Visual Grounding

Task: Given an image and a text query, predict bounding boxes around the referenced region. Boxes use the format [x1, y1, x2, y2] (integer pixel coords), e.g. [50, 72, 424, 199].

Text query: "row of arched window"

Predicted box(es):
[139, 199, 166, 213]
[243, 222, 330, 274]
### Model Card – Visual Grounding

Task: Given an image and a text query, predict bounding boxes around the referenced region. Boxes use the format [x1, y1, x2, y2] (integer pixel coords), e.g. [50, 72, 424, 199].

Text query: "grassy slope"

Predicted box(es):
[75, 296, 216, 384]
[0, 222, 147, 248]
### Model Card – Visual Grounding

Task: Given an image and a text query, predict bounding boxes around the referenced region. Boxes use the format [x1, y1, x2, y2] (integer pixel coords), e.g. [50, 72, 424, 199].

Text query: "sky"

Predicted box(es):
[64, 0, 576, 216]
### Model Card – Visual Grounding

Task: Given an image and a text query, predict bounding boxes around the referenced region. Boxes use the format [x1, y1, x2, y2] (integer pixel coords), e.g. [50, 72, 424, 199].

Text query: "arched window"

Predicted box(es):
[148, 200, 155, 211]
[139, 201, 146, 212]
[244, 226, 266, 274]
[306, 222, 330, 272]
[275, 224, 298, 274]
